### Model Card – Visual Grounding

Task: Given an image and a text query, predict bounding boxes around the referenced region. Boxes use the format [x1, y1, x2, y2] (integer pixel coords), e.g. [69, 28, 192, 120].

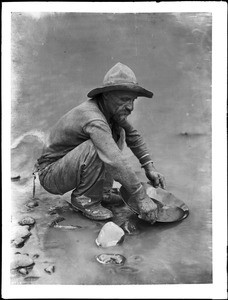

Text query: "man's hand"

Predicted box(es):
[127, 185, 158, 224]
[146, 170, 166, 189]
[143, 163, 166, 189]
[137, 195, 158, 224]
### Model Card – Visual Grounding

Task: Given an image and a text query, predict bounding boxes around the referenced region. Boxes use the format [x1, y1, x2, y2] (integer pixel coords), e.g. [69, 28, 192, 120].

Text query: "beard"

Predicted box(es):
[114, 111, 128, 120]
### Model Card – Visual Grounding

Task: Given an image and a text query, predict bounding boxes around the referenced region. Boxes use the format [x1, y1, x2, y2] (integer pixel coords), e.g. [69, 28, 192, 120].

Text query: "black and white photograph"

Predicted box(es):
[2, 2, 227, 299]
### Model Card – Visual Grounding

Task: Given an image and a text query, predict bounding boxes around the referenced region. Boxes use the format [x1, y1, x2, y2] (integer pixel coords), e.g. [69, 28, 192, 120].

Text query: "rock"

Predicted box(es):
[95, 221, 125, 247]
[11, 253, 34, 270]
[11, 225, 32, 247]
[12, 237, 26, 248]
[96, 253, 126, 265]
[11, 175, 21, 181]
[26, 200, 39, 208]
[44, 265, 55, 274]
[48, 202, 70, 215]
[48, 215, 65, 227]
[18, 216, 36, 226]
[11, 225, 31, 241]
[48, 206, 59, 215]
[18, 268, 28, 275]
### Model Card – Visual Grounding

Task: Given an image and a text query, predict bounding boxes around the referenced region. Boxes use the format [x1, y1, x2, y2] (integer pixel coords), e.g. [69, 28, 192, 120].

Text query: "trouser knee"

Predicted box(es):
[39, 140, 105, 195]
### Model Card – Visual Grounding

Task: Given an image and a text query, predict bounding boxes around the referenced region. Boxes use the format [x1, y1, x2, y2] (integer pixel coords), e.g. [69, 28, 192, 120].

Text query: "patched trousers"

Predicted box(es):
[38, 137, 124, 197]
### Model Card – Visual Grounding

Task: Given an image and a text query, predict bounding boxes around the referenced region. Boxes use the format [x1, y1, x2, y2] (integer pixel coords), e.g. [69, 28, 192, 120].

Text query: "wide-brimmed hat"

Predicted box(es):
[87, 62, 153, 98]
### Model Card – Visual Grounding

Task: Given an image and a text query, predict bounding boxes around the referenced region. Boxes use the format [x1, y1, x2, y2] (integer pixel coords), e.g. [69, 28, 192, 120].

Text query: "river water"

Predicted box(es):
[11, 12, 212, 284]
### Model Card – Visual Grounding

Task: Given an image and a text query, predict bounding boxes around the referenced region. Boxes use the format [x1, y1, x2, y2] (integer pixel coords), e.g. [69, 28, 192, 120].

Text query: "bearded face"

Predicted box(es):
[103, 91, 138, 123]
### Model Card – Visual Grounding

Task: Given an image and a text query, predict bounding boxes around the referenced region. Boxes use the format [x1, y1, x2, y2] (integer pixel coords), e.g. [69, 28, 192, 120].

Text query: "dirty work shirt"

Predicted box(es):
[37, 98, 153, 195]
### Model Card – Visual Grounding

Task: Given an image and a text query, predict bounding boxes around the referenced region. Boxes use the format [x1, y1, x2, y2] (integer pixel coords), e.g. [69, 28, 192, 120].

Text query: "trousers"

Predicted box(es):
[38, 138, 124, 197]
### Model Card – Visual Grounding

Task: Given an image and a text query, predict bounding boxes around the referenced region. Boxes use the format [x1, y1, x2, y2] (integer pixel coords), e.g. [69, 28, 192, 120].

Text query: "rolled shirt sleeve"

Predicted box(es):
[120, 120, 153, 167]
[83, 120, 142, 194]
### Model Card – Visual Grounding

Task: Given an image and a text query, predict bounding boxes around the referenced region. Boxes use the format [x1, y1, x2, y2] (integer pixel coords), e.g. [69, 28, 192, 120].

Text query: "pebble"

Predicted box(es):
[12, 237, 26, 248]
[48, 206, 59, 215]
[95, 221, 125, 248]
[11, 253, 34, 270]
[11, 225, 32, 248]
[48, 215, 65, 227]
[18, 216, 36, 226]
[11, 175, 21, 181]
[44, 265, 55, 274]
[18, 268, 28, 275]
[96, 253, 126, 265]
[48, 202, 70, 215]
[26, 200, 39, 208]
[11, 225, 31, 241]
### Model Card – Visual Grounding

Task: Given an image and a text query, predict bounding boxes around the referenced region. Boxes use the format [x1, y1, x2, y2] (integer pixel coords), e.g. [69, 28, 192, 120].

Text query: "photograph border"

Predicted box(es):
[2, 2, 227, 299]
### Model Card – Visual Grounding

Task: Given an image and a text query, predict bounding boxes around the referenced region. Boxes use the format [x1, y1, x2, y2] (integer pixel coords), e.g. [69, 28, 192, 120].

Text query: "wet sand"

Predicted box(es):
[11, 13, 212, 284]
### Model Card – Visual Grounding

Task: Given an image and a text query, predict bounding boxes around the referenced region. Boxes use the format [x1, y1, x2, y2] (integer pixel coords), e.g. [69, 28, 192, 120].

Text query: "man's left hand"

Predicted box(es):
[145, 170, 166, 189]
[143, 163, 166, 189]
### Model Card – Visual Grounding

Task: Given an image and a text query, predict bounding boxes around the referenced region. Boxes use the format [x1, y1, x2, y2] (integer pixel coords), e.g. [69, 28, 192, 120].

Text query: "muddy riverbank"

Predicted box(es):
[10, 12, 212, 285]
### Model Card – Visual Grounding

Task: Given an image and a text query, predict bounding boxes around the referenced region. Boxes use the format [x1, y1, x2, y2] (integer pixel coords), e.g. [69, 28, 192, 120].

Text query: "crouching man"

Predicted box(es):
[36, 62, 165, 223]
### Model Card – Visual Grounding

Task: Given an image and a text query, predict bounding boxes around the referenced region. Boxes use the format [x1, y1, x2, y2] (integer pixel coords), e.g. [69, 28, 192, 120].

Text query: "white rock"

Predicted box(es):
[11, 225, 31, 241]
[96, 253, 126, 265]
[95, 221, 125, 248]
[11, 254, 34, 269]
[12, 237, 25, 248]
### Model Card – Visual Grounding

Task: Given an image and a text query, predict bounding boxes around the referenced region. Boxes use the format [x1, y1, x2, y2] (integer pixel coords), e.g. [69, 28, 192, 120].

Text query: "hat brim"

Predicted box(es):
[87, 84, 153, 98]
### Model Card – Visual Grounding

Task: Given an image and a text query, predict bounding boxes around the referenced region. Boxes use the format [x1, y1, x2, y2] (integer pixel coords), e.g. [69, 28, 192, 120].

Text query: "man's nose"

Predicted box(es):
[126, 101, 134, 111]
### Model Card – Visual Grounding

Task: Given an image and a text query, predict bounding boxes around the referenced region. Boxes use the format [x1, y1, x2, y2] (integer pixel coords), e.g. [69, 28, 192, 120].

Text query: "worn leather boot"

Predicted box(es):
[71, 179, 113, 221]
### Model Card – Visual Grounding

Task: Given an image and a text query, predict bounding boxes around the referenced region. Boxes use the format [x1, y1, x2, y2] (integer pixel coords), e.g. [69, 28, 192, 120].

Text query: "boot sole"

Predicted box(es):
[70, 203, 113, 221]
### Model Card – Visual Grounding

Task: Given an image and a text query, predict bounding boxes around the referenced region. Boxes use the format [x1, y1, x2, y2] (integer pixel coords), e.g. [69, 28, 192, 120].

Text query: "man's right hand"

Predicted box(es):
[127, 185, 158, 224]
[137, 195, 158, 224]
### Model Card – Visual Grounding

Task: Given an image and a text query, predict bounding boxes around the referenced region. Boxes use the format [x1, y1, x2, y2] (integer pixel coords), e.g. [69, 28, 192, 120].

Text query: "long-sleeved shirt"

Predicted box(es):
[37, 97, 153, 194]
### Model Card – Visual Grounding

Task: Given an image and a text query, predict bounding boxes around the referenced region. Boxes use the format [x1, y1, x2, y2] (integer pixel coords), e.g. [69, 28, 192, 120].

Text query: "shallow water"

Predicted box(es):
[11, 13, 212, 284]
